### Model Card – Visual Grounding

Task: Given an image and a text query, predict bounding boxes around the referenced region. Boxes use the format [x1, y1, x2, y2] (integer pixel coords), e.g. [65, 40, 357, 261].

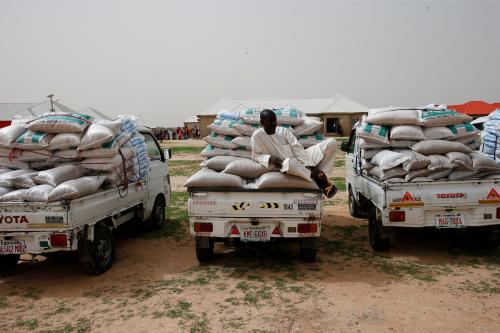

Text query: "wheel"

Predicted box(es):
[149, 196, 166, 229]
[368, 206, 390, 251]
[79, 224, 115, 275]
[469, 227, 498, 250]
[348, 188, 363, 218]
[299, 238, 317, 262]
[0, 254, 20, 274]
[195, 237, 214, 263]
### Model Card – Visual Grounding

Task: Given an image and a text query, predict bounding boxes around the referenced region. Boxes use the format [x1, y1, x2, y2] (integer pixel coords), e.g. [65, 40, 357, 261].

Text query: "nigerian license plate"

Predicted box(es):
[240, 226, 270, 242]
[0, 240, 26, 255]
[435, 214, 465, 228]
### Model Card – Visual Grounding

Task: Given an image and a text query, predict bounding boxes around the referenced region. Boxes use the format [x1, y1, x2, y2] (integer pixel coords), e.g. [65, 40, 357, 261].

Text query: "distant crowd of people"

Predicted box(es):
[151, 126, 200, 142]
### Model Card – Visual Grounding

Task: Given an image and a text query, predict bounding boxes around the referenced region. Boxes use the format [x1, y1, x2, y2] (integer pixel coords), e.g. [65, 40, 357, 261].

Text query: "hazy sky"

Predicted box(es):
[1, 0, 499, 126]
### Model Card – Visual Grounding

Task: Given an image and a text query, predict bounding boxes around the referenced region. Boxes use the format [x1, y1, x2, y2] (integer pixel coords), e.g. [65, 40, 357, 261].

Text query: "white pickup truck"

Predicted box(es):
[342, 130, 499, 251]
[187, 188, 322, 262]
[0, 128, 170, 275]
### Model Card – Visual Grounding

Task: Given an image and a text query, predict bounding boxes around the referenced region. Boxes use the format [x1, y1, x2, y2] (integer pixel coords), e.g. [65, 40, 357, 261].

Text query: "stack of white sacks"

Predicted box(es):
[480, 109, 500, 162]
[185, 107, 326, 189]
[0, 112, 148, 202]
[358, 105, 500, 183]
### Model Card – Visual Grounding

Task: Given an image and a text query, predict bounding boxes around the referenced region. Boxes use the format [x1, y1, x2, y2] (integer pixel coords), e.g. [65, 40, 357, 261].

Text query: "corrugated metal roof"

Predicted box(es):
[0, 103, 37, 119]
[198, 94, 368, 116]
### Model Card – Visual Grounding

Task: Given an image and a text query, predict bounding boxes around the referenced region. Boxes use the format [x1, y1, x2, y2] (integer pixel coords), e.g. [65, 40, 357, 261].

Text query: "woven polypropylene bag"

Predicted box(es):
[203, 156, 241, 171]
[255, 172, 318, 190]
[81, 149, 134, 172]
[447, 122, 478, 139]
[231, 136, 252, 151]
[427, 169, 452, 180]
[405, 168, 432, 181]
[34, 165, 86, 186]
[26, 113, 93, 133]
[445, 152, 473, 171]
[423, 126, 454, 140]
[274, 107, 305, 125]
[48, 176, 106, 201]
[371, 150, 409, 170]
[366, 109, 420, 126]
[78, 124, 115, 150]
[208, 119, 241, 136]
[204, 133, 238, 149]
[48, 133, 83, 150]
[0, 169, 34, 188]
[357, 121, 389, 144]
[293, 117, 323, 136]
[447, 170, 478, 181]
[390, 140, 419, 149]
[6, 172, 38, 189]
[411, 140, 472, 155]
[184, 169, 245, 188]
[230, 149, 253, 159]
[390, 125, 425, 141]
[419, 110, 472, 127]
[222, 158, 271, 178]
[0, 125, 27, 147]
[393, 149, 431, 171]
[201, 145, 231, 158]
[233, 121, 260, 136]
[427, 155, 455, 171]
[0, 157, 30, 170]
[0, 189, 27, 202]
[14, 130, 54, 149]
[368, 166, 407, 181]
[21, 184, 55, 202]
[470, 153, 500, 171]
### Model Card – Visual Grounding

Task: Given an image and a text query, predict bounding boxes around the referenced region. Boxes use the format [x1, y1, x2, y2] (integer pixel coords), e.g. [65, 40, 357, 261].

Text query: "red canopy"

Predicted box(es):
[448, 101, 500, 116]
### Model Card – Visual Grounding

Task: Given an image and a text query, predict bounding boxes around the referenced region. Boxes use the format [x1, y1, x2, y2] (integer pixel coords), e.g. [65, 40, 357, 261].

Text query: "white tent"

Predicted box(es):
[78, 107, 111, 120]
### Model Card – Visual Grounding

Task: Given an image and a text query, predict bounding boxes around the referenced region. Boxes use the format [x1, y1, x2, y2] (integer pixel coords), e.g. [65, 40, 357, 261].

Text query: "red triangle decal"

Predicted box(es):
[487, 188, 500, 200]
[401, 192, 415, 202]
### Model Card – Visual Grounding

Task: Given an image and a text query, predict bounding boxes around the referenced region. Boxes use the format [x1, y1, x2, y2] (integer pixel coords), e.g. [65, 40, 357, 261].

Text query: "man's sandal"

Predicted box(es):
[324, 184, 337, 198]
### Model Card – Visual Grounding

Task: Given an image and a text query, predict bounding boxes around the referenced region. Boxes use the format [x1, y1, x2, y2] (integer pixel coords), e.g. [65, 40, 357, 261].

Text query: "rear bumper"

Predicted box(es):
[382, 205, 500, 228]
[189, 218, 321, 239]
[0, 231, 76, 255]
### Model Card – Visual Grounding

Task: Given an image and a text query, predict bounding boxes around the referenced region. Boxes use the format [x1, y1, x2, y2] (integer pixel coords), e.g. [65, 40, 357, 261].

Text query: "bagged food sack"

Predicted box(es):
[393, 150, 431, 171]
[204, 133, 238, 149]
[0, 169, 34, 187]
[233, 121, 260, 136]
[78, 124, 115, 150]
[230, 149, 253, 159]
[48, 133, 83, 150]
[274, 106, 304, 125]
[405, 169, 432, 181]
[470, 153, 500, 171]
[412, 140, 472, 155]
[6, 172, 38, 189]
[0, 157, 30, 170]
[298, 133, 324, 148]
[53, 150, 80, 160]
[208, 119, 241, 136]
[255, 172, 318, 190]
[357, 120, 389, 144]
[97, 119, 123, 134]
[26, 113, 93, 133]
[34, 165, 86, 186]
[369, 166, 407, 181]
[22, 184, 55, 202]
[201, 145, 231, 158]
[0, 189, 27, 202]
[419, 110, 472, 127]
[447, 170, 478, 181]
[222, 159, 271, 178]
[427, 169, 453, 180]
[14, 130, 54, 149]
[361, 149, 383, 160]
[366, 109, 420, 126]
[423, 126, 454, 140]
[390, 140, 419, 149]
[82, 150, 134, 172]
[0, 187, 12, 197]
[48, 176, 106, 201]
[447, 122, 478, 139]
[184, 169, 245, 188]
[203, 156, 241, 171]
[445, 152, 473, 171]
[427, 155, 455, 171]
[0, 125, 27, 147]
[390, 125, 425, 141]
[293, 117, 323, 136]
[356, 138, 390, 149]
[371, 150, 409, 170]
[232, 136, 252, 150]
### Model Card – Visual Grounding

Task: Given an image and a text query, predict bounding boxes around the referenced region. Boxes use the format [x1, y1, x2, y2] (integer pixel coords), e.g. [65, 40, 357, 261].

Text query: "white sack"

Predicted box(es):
[393, 149, 431, 171]
[230, 149, 253, 159]
[203, 156, 241, 171]
[447, 122, 478, 139]
[357, 138, 389, 149]
[6, 172, 38, 189]
[274, 107, 305, 125]
[78, 124, 115, 150]
[366, 109, 420, 126]
[427, 155, 454, 171]
[184, 169, 244, 188]
[0, 125, 27, 147]
[208, 119, 241, 136]
[357, 120, 389, 144]
[447, 170, 478, 181]
[0, 169, 34, 187]
[423, 126, 454, 140]
[445, 152, 473, 170]
[427, 169, 452, 180]
[411, 140, 472, 155]
[390, 125, 425, 141]
[200, 145, 231, 158]
[97, 119, 123, 134]
[233, 121, 260, 136]
[204, 133, 238, 149]
[293, 117, 323, 136]
[26, 113, 93, 133]
[53, 150, 80, 160]
[21, 184, 55, 202]
[410, 177, 433, 182]
[34, 165, 86, 186]
[48, 133, 83, 150]
[419, 110, 472, 127]
[369, 166, 407, 181]
[298, 133, 324, 148]
[390, 140, 419, 148]
[0, 189, 27, 202]
[371, 150, 409, 170]
[470, 153, 500, 171]
[48, 176, 105, 201]
[0, 187, 12, 197]
[81, 150, 134, 172]
[231, 136, 252, 150]
[405, 168, 432, 181]
[222, 158, 271, 178]
[255, 172, 318, 190]
[361, 149, 383, 160]
[0, 148, 52, 161]
[30, 160, 56, 170]
[0, 157, 30, 170]
[14, 130, 54, 149]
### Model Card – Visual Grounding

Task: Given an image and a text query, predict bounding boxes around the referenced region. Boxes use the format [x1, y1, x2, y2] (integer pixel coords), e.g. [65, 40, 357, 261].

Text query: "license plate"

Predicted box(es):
[240, 226, 270, 242]
[0, 240, 26, 255]
[435, 214, 465, 228]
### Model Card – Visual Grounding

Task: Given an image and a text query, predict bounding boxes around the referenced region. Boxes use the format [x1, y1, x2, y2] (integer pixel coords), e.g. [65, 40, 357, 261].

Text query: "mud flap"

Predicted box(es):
[300, 237, 317, 250]
[196, 236, 211, 249]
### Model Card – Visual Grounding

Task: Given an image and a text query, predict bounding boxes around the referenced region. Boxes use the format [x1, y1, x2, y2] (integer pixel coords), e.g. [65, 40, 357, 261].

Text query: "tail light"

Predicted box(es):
[496, 207, 500, 219]
[272, 225, 282, 236]
[50, 233, 68, 247]
[297, 223, 318, 234]
[230, 225, 240, 235]
[194, 222, 213, 232]
[389, 211, 405, 222]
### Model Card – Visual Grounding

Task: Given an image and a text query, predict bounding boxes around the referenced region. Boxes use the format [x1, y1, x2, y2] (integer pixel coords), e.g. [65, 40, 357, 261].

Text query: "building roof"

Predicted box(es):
[448, 101, 500, 116]
[0, 103, 37, 119]
[199, 94, 369, 117]
[184, 116, 199, 123]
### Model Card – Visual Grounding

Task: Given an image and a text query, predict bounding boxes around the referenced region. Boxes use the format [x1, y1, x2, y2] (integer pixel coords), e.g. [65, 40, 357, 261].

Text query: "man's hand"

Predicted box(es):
[269, 156, 283, 169]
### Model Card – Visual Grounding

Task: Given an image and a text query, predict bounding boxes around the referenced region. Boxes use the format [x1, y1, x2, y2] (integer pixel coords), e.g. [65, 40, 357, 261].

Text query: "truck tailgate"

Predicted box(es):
[0, 202, 68, 231]
[188, 189, 322, 218]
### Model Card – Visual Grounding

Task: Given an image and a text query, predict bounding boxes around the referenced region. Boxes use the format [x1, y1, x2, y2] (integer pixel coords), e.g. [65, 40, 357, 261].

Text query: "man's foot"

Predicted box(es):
[324, 184, 337, 198]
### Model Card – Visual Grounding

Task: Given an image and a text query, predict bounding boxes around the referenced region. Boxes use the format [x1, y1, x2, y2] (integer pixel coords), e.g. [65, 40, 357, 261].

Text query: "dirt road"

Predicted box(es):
[0, 143, 498, 332]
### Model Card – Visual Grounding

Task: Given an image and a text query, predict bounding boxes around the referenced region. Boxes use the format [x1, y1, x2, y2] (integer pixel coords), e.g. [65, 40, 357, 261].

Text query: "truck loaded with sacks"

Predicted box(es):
[343, 105, 500, 250]
[185, 108, 328, 263]
[0, 108, 170, 274]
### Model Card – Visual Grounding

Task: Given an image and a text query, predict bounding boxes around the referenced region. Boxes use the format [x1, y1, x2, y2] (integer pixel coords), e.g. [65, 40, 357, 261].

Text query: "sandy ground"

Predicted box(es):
[0, 146, 499, 333]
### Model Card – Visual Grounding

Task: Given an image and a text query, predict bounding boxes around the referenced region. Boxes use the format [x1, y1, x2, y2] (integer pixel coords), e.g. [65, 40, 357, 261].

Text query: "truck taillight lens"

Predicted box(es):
[298, 223, 317, 233]
[496, 208, 500, 219]
[194, 222, 213, 232]
[50, 233, 68, 247]
[389, 211, 405, 222]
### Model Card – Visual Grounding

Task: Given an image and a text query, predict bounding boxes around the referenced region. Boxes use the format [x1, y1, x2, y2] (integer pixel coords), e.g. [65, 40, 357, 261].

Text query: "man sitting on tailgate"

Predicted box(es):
[251, 109, 337, 198]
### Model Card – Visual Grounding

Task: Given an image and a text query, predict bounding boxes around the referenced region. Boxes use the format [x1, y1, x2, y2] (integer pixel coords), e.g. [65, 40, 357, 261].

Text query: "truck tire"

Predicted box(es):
[195, 237, 214, 263]
[299, 238, 317, 263]
[348, 188, 363, 218]
[0, 254, 20, 274]
[79, 224, 115, 275]
[150, 195, 166, 229]
[368, 206, 390, 251]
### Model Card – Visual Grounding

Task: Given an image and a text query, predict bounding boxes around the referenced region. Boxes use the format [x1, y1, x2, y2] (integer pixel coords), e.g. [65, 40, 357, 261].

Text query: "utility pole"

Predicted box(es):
[47, 94, 54, 112]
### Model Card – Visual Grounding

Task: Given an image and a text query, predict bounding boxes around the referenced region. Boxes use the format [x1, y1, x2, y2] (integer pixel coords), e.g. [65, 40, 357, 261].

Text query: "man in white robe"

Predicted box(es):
[251, 109, 337, 197]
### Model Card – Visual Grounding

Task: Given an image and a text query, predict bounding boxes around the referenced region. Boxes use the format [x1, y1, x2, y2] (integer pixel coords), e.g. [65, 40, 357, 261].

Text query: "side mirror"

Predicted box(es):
[163, 148, 172, 160]
[340, 141, 349, 153]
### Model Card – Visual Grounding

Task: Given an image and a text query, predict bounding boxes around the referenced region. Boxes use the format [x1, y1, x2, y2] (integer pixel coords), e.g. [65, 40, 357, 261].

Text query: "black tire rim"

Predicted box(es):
[96, 237, 112, 265]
